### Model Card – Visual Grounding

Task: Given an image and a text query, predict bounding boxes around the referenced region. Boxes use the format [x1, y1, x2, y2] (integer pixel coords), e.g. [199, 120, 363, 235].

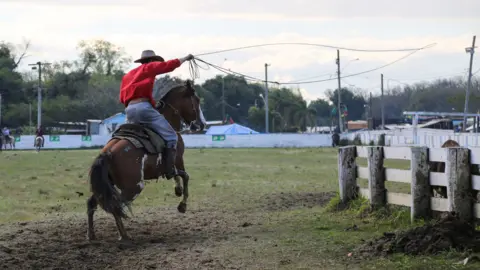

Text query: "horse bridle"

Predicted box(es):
[157, 95, 199, 130]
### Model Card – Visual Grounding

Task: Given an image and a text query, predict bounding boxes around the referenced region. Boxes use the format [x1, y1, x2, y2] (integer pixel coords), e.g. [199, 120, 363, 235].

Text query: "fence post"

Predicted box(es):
[338, 146, 357, 203]
[445, 147, 472, 221]
[367, 146, 386, 208]
[410, 146, 430, 221]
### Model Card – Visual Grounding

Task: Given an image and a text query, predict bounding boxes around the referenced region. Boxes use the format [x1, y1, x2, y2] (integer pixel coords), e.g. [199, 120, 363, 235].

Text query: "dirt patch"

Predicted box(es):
[0, 192, 334, 269]
[259, 192, 334, 211]
[0, 207, 261, 270]
[356, 213, 480, 257]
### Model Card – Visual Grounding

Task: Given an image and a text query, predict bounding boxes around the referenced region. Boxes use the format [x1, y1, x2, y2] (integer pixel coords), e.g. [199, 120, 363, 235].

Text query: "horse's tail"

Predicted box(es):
[89, 152, 127, 218]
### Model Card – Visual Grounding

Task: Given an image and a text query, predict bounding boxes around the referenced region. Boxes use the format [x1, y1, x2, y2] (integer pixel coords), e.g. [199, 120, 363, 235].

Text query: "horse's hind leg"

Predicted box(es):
[86, 195, 98, 240]
[113, 213, 130, 241]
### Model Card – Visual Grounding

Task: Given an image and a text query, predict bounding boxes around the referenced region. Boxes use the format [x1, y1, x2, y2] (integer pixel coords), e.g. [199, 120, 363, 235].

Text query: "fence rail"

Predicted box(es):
[338, 145, 480, 222]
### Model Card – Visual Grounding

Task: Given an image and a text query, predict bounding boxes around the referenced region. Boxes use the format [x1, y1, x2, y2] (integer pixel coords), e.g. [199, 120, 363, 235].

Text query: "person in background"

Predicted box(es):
[35, 125, 45, 147]
[2, 127, 10, 142]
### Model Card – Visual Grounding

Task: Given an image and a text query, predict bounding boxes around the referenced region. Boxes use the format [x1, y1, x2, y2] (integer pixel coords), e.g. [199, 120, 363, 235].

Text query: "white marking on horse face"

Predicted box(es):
[198, 106, 207, 127]
[140, 154, 148, 181]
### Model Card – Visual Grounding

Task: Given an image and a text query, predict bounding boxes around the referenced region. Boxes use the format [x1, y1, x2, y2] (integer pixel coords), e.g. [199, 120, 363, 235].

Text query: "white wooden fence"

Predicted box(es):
[341, 128, 480, 148]
[338, 145, 480, 222]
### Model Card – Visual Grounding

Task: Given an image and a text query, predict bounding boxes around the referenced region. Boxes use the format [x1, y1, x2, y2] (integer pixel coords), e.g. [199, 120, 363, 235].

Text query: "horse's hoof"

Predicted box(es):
[174, 186, 183, 197]
[87, 233, 96, 241]
[118, 236, 132, 242]
[177, 202, 187, 213]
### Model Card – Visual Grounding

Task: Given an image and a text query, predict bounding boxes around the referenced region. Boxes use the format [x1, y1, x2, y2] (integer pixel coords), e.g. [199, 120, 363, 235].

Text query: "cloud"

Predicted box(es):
[1, 0, 478, 101]
[2, 0, 479, 20]
[298, 88, 328, 103]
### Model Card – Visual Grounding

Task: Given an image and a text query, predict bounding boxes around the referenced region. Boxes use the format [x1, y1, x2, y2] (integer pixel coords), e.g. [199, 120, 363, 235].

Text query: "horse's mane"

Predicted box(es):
[160, 80, 194, 102]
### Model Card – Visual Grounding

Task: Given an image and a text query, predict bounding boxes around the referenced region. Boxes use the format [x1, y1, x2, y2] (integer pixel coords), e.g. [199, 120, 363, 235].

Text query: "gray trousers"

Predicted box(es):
[125, 101, 178, 148]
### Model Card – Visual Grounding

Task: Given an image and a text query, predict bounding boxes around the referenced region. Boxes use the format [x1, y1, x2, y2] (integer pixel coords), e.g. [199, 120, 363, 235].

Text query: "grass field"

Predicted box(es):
[0, 148, 477, 269]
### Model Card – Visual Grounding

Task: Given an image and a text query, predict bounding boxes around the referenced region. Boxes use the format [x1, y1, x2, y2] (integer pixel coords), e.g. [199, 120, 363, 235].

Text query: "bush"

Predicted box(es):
[352, 134, 362, 145]
[378, 133, 386, 146]
[338, 138, 350, 146]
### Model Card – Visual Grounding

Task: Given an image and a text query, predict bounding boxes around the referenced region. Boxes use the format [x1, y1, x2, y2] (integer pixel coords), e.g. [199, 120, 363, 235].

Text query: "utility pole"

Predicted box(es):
[0, 93, 2, 127]
[29, 103, 32, 128]
[264, 63, 270, 133]
[221, 76, 225, 122]
[369, 92, 373, 129]
[381, 74, 385, 129]
[463, 35, 477, 131]
[336, 50, 343, 132]
[221, 58, 227, 123]
[29, 61, 50, 129]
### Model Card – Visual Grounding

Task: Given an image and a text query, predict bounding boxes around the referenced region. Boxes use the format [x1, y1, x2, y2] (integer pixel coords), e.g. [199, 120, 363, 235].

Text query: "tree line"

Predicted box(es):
[1, 39, 479, 134]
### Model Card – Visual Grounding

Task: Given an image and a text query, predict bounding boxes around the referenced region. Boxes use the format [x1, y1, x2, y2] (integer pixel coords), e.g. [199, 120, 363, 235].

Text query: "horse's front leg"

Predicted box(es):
[160, 150, 183, 197]
[174, 175, 183, 197]
[178, 171, 190, 213]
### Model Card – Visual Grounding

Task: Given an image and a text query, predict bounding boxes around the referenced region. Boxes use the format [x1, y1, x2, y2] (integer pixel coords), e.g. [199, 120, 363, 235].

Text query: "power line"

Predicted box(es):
[473, 67, 480, 76]
[282, 47, 429, 85]
[193, 43, 430, 85]
[288, 71, 335, 83]
[383, 71, 468, 86]
[194, 42, 437, 56]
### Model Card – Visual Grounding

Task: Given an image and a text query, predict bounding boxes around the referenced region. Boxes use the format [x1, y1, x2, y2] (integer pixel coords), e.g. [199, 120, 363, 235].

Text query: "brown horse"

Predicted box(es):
[3, 135, 15, 150]
[87, 80, 206, 241]
[429, 139, 460, 198]
[34, 136, 44, 152]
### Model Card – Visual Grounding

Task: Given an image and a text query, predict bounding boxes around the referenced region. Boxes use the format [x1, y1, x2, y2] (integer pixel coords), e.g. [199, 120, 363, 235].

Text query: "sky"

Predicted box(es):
[1, 0, 479, 102]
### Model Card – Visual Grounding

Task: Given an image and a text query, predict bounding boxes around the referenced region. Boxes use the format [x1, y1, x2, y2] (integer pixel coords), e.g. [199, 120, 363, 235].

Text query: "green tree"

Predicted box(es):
[77, 39, 131, 76]
[309, 98, 332, 126]
[326, 87, 367, 121]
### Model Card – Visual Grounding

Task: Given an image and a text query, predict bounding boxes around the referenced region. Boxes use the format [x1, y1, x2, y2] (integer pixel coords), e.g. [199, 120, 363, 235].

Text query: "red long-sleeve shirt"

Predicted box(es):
[120, 59, 182, 107]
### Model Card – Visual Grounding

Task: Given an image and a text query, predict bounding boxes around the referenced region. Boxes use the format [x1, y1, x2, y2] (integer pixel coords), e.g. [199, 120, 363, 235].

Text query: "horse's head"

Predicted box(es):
[158, 80, 206, 132]
[441, 139, 460, 148]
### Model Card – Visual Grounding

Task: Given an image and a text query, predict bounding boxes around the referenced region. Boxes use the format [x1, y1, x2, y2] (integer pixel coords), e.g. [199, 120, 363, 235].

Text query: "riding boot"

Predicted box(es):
[164, 147, 178, 180]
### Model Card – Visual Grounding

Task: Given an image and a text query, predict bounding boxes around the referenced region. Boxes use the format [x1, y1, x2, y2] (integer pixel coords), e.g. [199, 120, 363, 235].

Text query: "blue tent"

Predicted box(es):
[205, 123, 259, 135]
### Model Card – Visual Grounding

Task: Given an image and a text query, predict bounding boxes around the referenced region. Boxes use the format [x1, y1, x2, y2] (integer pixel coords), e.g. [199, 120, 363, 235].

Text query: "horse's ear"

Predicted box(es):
[184, 79, 195, 96]
[185, 80, 194, 90]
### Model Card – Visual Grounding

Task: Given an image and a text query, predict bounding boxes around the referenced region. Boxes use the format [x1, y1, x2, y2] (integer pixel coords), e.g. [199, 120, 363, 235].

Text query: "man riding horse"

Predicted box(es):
[87, 50, 203, 241]
[2, 127, 10, 143]
[35, 125, 45, 147]
[120, 50, 194, 180]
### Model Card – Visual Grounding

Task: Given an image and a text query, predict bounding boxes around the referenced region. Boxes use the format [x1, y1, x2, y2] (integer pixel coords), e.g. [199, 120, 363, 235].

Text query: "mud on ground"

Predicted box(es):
[356, 213, 480, 258]
[0, 192, 333, 270]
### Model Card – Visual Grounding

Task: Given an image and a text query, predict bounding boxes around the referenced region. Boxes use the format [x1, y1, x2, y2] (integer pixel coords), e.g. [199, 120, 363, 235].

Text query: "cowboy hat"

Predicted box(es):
[134, 50, 165, 63]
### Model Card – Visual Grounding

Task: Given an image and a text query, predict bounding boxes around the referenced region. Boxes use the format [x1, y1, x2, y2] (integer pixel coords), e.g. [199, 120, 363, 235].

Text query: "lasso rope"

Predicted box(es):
[186, 42, 437, 85]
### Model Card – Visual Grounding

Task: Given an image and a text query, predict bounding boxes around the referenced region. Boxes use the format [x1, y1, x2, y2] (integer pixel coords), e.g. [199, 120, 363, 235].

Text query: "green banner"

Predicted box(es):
[49, 135, 60, 142]
[212, 135, 226, 141]
[82, 135, 92, 141]
[14, 137, 20, 142]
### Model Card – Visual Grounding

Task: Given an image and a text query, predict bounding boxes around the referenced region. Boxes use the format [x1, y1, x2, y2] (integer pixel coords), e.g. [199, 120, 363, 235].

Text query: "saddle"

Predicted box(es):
[109, 124, 165, 155]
